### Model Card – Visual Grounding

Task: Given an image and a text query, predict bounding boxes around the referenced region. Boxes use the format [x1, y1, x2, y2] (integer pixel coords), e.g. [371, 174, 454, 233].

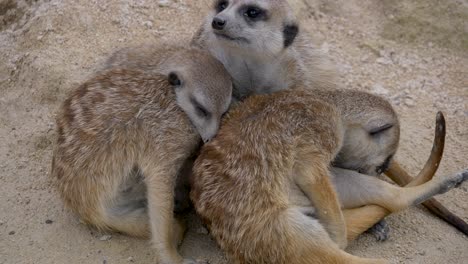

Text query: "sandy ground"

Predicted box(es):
[0, 0, 467, 263]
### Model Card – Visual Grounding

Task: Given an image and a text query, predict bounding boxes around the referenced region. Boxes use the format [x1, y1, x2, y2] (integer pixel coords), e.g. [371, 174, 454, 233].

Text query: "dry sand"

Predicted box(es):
[0, 0, 467, 263]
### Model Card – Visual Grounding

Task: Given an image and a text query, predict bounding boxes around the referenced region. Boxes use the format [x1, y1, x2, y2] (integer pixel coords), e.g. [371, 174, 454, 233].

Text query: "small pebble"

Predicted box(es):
[127, 256, 134, 262]
[99, 235, 112, 241]
[9, 231, 15, 235]
[45, 219, 53, 224]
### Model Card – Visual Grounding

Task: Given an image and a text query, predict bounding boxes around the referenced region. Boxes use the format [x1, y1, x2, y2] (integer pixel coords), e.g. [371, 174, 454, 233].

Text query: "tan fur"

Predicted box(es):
[190, 89, 467, 264]
[191, 0, 337, 100]
[51, 46, 232, 264]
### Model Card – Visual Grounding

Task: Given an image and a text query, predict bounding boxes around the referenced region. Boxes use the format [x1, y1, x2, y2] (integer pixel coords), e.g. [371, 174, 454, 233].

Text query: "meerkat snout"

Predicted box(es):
[167, 56, 232, 142]
[212, 17, 226, 30]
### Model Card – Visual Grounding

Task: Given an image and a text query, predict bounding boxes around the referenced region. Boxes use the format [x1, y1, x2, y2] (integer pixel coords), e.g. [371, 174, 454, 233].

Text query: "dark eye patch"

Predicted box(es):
[190, 97, 211, 119]
[241, 5, 268, 22]
[283, 23, 299, 48]
[369, 124, 393, 136]
[215, 0, 229, 13]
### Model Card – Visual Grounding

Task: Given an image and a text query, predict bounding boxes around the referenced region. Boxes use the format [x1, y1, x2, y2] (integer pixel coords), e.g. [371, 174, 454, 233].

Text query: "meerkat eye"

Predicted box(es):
[215, 0, 228, 13]
[369, 124, 393, 136]
[244, 6, 264, 20]
[196, 105, 209, 117]
[168, 72, 182, 86]
[190, 97, 211, 118]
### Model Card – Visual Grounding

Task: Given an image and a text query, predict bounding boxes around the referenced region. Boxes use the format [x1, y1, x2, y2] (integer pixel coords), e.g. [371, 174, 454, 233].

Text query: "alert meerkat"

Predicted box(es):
[190, 89, 467, 264]
[51, 46, 232, 264]
[191, 0, 337, 100]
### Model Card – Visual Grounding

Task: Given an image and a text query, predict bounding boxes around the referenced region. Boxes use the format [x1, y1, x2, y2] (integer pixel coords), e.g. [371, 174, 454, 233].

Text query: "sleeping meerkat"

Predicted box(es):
[51, 46, 232, 264]
[190, 89, 467, 264]
[191, 0, 337, 100]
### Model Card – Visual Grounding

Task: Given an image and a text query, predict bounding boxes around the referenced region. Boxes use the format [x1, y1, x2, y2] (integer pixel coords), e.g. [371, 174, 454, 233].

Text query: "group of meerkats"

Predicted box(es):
[51, 1, 467, 263]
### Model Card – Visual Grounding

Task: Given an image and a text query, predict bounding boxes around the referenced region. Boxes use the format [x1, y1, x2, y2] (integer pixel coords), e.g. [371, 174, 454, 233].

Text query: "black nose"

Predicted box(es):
[212, 17, 226, 30]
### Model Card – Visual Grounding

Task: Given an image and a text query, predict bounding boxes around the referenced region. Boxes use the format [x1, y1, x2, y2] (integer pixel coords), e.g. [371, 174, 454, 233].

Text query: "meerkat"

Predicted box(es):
[51, 46, 232, 264]
[191, 0, 337, 100]
[190, 89, 467, 264]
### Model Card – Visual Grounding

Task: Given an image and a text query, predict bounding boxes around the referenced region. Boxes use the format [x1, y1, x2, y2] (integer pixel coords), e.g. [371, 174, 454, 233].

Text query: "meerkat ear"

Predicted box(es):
[283, 23, 299, 48]
[168, 72, 182, 86]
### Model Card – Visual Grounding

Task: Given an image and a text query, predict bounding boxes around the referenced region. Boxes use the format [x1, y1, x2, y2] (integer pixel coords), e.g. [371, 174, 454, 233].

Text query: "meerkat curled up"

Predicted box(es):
[191, 89, 467, 264]
[51, 45, 232, 264]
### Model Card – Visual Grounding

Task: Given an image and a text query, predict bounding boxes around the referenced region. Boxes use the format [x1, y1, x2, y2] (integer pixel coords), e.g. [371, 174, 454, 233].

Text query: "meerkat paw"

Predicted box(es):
[367, 219, 390, 241]
[436, 169, 468, 195]
[413, 169, 468, 207]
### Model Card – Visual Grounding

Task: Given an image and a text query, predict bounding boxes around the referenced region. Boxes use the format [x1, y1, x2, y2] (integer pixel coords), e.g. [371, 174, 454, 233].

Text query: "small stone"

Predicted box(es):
[419, 250, 426, 256]
[376, 57, 392, 65]
[158, 0, 170, 7]
[45, 219, 53, 224]
[9, 231, 15, 235]
[348, 30, 354, 36]
[142, 21, 153, 29]
[404, 98, 415, 107]
[371, 83, 389, 95]
[99, 235, 112, 241]
[127, 256, 135, 262]
[321, 42, 330, 53]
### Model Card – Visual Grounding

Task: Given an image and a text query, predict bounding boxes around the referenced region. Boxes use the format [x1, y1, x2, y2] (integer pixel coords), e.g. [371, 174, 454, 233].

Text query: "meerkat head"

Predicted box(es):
[207, 0, 299, 56]
[334, 114, 400, 176]
[166, 49, 233, 142]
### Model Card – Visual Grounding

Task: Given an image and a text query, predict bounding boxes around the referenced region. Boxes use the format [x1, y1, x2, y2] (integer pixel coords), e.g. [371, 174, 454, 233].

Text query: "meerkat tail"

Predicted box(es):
[386, 111, 445, 186]
[386, 112, 468, 236]
[407, 111, 446, 187]
[421, 199, 468, 236]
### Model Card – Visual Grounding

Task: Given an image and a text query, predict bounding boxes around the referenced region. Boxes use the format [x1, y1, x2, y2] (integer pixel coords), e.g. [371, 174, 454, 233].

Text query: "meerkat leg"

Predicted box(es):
[140, 162, 194, 264]
[331, 167, 468, 212]
[342, 205, 390, 242]
[294, 161, 347, 249]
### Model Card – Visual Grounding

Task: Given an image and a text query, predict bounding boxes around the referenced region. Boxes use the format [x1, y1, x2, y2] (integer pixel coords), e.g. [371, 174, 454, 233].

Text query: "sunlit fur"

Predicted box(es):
[192, 0, 337, 100]
[51, 46, 232, 264]
[191, 89, 467, 264]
